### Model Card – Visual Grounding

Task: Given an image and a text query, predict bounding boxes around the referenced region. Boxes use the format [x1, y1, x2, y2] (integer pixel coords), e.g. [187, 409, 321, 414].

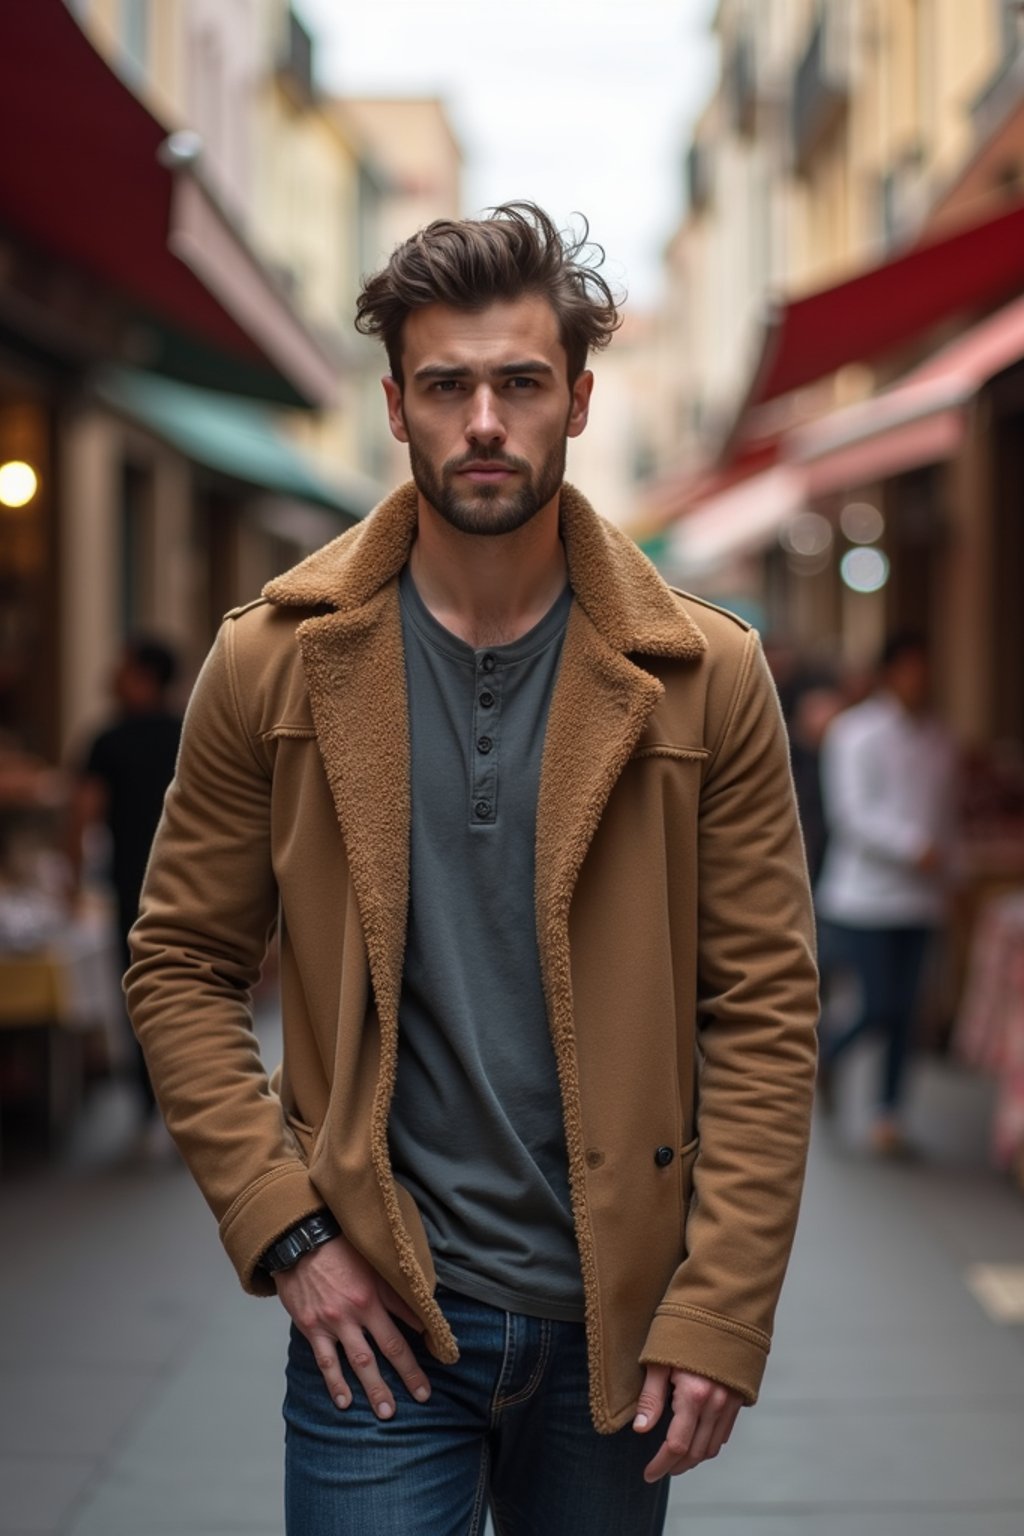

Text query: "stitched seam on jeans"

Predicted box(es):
[494, 1317, 552, 1410]
[489, 1311, 515, 1428]
[469, 1442, 490, 1536]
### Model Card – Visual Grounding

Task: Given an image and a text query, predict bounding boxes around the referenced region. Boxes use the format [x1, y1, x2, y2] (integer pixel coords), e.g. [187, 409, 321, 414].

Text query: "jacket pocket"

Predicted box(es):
[261, 725, 317, 742]
[630, 744, 710, 764]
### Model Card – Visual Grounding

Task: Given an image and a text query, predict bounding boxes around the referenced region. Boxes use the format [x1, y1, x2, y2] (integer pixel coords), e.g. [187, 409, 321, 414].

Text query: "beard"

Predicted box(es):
[407, 435, 568, 536]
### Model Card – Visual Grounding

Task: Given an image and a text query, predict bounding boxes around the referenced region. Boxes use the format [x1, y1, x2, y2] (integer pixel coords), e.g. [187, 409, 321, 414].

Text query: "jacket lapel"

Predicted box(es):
[295, 587, 409, 1022]
[535, 604, 664, 1038]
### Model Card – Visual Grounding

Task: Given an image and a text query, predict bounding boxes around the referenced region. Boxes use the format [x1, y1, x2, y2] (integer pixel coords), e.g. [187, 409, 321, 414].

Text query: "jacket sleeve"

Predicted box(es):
[640, 629, 819, 1402]
[125, 619, 324, 1296]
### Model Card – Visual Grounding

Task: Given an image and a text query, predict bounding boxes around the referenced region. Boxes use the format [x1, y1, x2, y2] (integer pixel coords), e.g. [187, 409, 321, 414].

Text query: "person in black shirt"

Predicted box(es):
[71, 638, 182, 1122]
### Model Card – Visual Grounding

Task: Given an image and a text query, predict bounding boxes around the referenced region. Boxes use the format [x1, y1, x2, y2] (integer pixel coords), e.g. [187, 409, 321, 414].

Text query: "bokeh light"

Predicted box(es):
[839, 501, 885, 544]
[0, 459, 38, 508]
[783, 511, 833, 558]
[840, 546, 890, 593]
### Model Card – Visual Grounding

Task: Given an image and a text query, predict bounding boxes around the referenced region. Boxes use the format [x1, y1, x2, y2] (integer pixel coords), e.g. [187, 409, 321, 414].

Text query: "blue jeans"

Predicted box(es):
[818, 921, 933, 1111]
[283, 1285, 671, 1535]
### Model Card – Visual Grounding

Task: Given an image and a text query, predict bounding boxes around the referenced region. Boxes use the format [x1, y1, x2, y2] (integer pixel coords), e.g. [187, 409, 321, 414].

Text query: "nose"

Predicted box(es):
[465, 385, 506, 447]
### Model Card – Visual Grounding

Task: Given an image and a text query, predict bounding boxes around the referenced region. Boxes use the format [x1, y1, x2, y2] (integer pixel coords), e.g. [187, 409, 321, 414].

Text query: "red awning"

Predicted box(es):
[792, 288, 1024, 494]
[0, 1, 337, 407]
[737, 197, 1024, 423]
[663, 292, 1024, 578]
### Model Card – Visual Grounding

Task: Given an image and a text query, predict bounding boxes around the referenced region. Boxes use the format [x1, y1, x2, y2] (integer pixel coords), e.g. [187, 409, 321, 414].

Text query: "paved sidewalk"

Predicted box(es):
[1, 1045, 1023, 1535]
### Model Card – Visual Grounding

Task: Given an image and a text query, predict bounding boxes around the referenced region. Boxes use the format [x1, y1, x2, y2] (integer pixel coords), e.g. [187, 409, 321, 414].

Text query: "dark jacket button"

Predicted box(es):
[654, 1146, 675, 1167]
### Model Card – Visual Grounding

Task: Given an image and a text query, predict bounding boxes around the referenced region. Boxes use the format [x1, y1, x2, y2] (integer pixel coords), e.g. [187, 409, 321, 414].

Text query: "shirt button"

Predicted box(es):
[477, 736, 493, 754]
[479, 691, 495, 708]
[654, 1146, 675, 1168]
[474, 799, 492, 819]
[480, 654, 496, 672]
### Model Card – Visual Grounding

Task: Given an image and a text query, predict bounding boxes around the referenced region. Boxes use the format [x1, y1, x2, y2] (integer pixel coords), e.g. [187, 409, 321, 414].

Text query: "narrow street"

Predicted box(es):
[2, 1040, 1023, 1536]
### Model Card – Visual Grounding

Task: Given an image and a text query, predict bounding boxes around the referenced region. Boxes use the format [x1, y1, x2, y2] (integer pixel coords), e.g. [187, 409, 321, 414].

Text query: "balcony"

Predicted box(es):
[791, 13, 849, 174]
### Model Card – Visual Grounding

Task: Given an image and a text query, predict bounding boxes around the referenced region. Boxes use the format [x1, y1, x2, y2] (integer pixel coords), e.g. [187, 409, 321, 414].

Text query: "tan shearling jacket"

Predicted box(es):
[126, 481, 818, 1434]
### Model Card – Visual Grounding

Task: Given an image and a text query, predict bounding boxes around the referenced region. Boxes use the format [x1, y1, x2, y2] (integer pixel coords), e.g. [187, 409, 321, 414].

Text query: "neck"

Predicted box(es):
[408, 492, 568, 648]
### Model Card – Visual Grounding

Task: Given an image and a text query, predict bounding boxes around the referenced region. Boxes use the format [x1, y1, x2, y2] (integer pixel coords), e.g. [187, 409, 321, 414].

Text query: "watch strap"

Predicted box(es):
[260, 1209, 341, 1274]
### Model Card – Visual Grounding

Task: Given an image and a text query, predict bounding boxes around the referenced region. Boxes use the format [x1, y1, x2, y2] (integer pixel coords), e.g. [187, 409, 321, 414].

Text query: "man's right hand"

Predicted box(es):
[273, 1233, 432, 1418]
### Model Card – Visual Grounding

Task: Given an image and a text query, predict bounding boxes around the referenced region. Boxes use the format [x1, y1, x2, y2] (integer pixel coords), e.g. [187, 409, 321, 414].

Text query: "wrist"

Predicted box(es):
[259, 1209, 341, 1275]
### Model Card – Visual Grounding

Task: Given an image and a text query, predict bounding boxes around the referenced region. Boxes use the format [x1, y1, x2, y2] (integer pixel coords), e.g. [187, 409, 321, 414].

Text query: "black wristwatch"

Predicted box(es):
[259, 1209, 341, 1274]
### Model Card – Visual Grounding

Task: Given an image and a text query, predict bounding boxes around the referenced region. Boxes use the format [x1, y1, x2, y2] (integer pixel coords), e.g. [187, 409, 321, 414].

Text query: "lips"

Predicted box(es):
[459, 462, 516, 478]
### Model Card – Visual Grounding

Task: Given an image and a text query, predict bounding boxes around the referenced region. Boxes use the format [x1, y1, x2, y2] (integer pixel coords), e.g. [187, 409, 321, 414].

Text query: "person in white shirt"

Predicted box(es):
[815, 633, 957, 1154]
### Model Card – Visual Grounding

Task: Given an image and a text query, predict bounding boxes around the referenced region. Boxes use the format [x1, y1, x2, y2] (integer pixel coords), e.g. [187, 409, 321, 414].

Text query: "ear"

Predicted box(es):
[566, 369, 594, 439]
[382, 376, 408, 443]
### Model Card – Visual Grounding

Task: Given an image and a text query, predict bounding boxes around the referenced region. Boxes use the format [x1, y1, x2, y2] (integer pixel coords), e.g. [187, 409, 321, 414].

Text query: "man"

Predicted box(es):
[127, 204, 817, 1534]
[816, 631, 956, 1155]
[72, 637, 181, 1128]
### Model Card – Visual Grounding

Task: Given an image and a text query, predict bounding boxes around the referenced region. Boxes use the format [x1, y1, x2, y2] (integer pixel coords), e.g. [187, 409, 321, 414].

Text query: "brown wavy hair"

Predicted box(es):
[354, 201, 623, 385]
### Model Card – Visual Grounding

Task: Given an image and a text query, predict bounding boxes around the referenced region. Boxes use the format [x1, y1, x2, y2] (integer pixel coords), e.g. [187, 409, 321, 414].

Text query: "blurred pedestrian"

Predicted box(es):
[789, 684, 843, 887]
[127, 203, 817, 1534]
[70, 637, 181, 1129]
[816, 632, 956, 1154]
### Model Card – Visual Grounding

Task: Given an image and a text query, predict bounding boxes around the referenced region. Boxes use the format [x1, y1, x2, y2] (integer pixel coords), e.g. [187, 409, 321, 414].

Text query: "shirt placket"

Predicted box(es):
[470, 651, 501, 825]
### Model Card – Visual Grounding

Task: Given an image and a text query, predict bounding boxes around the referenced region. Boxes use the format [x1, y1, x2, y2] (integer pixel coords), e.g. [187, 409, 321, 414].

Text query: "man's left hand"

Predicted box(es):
[633, 1365, 744, 1482]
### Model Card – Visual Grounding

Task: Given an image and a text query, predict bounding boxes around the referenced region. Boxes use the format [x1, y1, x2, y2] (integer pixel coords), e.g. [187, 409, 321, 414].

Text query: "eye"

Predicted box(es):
[431, 379, 463, 393]
[506, 376, 539, 390]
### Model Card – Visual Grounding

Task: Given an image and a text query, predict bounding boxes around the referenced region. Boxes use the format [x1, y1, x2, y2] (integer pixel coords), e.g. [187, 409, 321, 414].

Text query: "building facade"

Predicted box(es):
[642, 0, 1024, 755]
[1, 1, 460, 761]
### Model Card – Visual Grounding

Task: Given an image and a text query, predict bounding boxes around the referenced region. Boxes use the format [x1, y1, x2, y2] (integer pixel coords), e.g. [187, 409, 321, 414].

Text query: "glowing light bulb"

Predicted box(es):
[0, 460, 38, 508]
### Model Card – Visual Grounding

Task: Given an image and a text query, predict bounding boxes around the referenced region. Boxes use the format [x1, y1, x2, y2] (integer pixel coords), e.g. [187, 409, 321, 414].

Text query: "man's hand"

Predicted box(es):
[633, 1365, 744, 1482]
[273, 1232, 432, 1419]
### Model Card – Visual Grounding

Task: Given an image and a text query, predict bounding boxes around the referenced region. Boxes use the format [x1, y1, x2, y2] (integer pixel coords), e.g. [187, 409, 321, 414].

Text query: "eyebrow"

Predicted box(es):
[412, 359, 556, 382]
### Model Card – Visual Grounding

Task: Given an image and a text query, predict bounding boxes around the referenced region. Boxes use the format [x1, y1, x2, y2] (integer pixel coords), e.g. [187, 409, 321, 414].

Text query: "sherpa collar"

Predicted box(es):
[263, 480, 706, 661]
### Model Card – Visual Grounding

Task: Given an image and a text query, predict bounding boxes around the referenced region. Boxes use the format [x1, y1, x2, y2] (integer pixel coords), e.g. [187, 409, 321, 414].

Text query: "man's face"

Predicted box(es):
[382, 296, 592, 536]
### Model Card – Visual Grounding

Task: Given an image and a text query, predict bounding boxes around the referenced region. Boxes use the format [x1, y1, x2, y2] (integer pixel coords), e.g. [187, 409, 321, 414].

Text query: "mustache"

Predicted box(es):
[446, 451, 530, 474]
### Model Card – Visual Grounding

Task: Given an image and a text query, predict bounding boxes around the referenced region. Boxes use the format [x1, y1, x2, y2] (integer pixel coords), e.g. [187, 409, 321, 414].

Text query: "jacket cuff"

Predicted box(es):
[639, 1306, 768, 1406]
[218, 1164, 327, 1297]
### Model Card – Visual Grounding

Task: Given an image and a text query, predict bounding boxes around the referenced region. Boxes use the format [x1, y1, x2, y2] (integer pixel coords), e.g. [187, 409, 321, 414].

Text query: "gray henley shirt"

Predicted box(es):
[389, 564, 584, 1321]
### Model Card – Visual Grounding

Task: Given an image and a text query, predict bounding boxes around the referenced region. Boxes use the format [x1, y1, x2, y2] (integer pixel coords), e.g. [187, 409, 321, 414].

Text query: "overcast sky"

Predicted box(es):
[294, 0, 718, 310]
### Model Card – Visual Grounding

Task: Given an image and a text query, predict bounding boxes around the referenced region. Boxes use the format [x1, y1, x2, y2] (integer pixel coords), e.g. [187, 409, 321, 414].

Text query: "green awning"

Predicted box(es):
[92, 367, 381, 521]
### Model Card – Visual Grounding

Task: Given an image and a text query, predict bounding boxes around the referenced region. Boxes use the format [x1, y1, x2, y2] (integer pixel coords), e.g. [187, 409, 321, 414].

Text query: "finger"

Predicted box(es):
[308, 1330, 352, 1411]
[644, 1397, 701, 1484]
[706, 1397, 742, 1460]
[377, 1279, 426, 1333]
[369, 1314, 432, 1404]
[643, 1440, 684, 1484]
[681, 1403, 719, 1466]
[633, 1364, 670, 1432]
[338, 1324, 398, 1419]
